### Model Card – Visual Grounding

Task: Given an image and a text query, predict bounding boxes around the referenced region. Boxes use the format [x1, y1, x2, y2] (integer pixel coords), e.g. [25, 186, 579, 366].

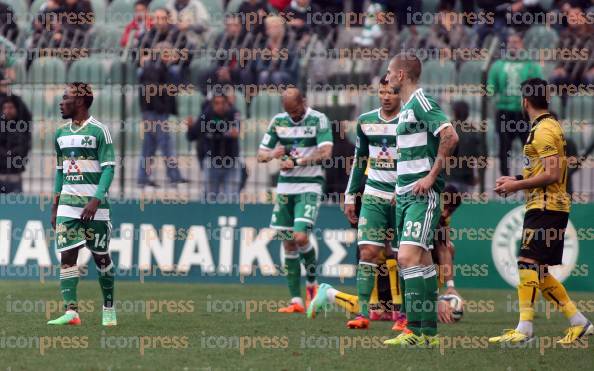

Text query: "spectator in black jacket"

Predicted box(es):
[186, 92, 242, 199]
[200, 14, 248, 95]
[0, 95, 32, 193]
[138, 7, 193, 77]
[237, 0, 268, 36]
[137, 41, 187, 187]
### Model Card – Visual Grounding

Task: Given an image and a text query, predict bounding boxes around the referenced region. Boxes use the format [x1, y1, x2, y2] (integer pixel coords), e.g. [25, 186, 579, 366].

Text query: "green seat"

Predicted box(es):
[67, 57, 110, 84]
[457, 60, 485, 85]
[422, 0, 440, 13]
[20, 88, 52, 120]
[249, 93, 282, 120]
[106, 0, 137, 26]
[92, 25, 122, 50]
[524, 26, 559, 52]
[30, 0, 46, 15]
[421, 59, 456, 86]
[189, 57, 212, 85]
[29, 57, 67, 84]
[91, 86, 124, 121]
[226, 0, 243, 12]
[107, 61, 138, 84]
[540, 61, 556, 79]
[177, 92, 203, 118]
[7, 0, 28, 28]
[149, 0, 168, 11]
[567, 96, 593, 124]
[90, 0, 107, 24]
[361, 94, 379, 114]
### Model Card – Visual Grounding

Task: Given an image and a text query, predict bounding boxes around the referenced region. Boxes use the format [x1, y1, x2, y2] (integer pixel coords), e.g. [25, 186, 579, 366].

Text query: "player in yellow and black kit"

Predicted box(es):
[489, 78, 593, 345]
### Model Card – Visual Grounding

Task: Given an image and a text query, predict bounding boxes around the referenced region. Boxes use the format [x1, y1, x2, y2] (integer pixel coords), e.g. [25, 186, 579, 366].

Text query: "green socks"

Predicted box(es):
[285, 252, 302, 299]
[299, 243, 317, 284]
[98, 262, 116, 308]
[60, 266, 79, 311]
[422, 265, 438, 336]
[356, 263, 376, 318]
[402, 266, 425, 335]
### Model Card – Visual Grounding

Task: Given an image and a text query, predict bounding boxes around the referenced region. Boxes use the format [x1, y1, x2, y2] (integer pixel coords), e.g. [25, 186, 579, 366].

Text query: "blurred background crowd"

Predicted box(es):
[0, 0, 593, 202]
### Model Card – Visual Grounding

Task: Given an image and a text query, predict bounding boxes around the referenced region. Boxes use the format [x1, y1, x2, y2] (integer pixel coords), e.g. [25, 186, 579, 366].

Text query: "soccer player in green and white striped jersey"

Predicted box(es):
[341, 76, 401, 329]
[257, 88, 333, 313]
[48, 83, 117, 327]
[383, 54, 459, 347]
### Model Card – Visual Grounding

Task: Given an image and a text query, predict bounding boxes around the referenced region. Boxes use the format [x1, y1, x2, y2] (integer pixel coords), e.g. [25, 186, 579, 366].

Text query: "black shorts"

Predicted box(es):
[519, 209, 569, 265]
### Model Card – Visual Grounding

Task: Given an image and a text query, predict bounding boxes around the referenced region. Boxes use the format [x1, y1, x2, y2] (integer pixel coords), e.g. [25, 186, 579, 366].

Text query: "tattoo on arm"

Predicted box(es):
[301, 145, 333, 166]
[432, 126, 459, 177]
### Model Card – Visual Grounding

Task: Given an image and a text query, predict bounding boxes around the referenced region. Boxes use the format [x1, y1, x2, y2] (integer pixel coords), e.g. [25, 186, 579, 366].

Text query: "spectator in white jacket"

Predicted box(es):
[167, 0, 210, 44]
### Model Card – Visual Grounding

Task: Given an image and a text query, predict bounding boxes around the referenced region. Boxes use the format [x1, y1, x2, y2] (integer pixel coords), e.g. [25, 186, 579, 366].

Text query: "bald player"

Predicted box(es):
[257, 88, 333, 313]
[383, 53, 459, 348]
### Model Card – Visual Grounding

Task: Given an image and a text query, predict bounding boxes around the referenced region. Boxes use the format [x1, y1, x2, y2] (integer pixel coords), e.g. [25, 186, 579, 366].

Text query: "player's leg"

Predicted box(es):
[347, 195, 387, 329]
[293, 192, 321, 306]
[271, 194, 303, 313]
[535, 212, 592, 344]
[307, 283, 359, 318]
[489, 210, 545, 344]
[385, 191, 440, 346]
[88, 221, 117, 326]
[48, 218, 84, 325]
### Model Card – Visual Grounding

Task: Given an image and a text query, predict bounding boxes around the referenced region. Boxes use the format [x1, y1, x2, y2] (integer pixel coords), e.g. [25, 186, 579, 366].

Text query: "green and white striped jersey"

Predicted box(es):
[54, 116, 115, 221]
[260, 107, 333, 195]
[345, 108, 399, 203]
[396, 88, 451, 195]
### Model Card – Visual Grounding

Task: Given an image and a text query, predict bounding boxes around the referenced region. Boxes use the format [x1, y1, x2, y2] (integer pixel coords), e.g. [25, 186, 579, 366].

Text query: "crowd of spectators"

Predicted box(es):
[0, 0, 593, 197]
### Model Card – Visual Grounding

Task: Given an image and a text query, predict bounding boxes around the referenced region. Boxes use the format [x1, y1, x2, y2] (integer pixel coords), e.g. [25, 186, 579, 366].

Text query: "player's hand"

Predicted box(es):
[438, 298, 454, 324]
[444, 286, 461, 298]
[271, 145, 285, 159]
[495, 176, 516, 187]
[494, 179, 519, 196]
[280, 159, 295, 171]
[412, 174, 436, 195]
[80, 198, 101, 222]
[344, 203, 358, 224]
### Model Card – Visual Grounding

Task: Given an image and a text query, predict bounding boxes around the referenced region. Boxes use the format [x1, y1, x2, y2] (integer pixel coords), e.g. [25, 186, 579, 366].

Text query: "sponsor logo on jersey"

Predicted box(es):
[66, 152, 84, 181]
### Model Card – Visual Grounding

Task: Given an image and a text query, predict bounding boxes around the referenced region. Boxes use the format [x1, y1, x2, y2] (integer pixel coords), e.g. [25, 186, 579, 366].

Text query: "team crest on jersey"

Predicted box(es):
[81, 136, 93, 147]
[66, 152, 84, 181]
[56, 223, 67, 233]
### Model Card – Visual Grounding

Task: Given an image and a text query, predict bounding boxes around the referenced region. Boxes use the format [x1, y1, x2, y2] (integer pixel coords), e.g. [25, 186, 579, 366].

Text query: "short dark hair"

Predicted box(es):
[68, 82, 94, 109]
[520, 78, 549, 110]
[452, 100, 469, 122]
[379, 74, 389, 85]
[1, 96, 19, 109]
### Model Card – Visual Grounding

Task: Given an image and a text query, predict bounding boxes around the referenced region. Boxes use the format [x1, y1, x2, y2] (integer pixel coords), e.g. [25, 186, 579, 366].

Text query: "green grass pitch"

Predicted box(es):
[0, 281, 592, 370]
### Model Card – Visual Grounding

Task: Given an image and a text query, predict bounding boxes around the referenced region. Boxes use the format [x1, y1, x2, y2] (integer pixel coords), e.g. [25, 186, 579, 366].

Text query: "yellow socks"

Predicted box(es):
[539, 267, 579, 320]
[517, 263, 540, 322]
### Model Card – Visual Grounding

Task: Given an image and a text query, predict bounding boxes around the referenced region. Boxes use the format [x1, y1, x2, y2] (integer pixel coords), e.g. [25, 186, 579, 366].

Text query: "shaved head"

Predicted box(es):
[281, 87, 303, 104]
[390, 53, 421, 82]
[282, 87, 307, 122]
